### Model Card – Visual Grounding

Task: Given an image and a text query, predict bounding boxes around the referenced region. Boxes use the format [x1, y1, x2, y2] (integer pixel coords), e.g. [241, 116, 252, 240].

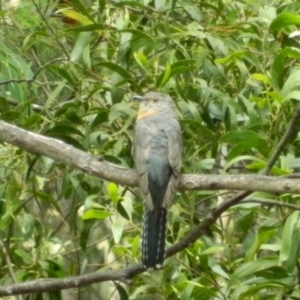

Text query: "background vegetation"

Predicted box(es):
[1, 0, 300, 299]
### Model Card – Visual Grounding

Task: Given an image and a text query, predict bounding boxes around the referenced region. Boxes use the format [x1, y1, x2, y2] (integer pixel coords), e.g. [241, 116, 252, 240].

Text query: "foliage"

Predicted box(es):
[1, 0, 300, 299]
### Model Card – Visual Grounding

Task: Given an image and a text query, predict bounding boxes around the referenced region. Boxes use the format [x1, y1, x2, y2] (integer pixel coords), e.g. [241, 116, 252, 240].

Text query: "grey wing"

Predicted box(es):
[133, 121, 154, 210]
[162, 118, 183, 208]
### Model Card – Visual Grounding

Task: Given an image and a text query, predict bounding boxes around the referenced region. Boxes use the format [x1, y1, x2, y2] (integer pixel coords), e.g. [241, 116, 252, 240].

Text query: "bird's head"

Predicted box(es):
[133, 92, 175, 120]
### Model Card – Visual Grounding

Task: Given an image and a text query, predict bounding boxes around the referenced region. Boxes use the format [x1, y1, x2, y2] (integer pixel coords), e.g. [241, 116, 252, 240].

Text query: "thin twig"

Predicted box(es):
[0, 241, 23, 300]
[0, 58, 67, 86]
[263, 104, 300, 175]
[6, 97, 43, 112]
[31, 0, 69, 59]
[242, 198, 300, 211]
[211, 102, 300, 215]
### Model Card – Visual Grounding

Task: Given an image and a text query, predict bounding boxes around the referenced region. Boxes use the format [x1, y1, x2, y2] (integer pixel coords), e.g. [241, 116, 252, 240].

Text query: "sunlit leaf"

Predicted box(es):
[108, 182, 119, 205]
[71, 32, 91, 61]
[82, 210, 112, 220]
[156, 63, 171, 88]
[112, 218, 124, 243]
[59, 9, 93, 26]
[215, 51, 247, 64]
[269, 13, 300, 32]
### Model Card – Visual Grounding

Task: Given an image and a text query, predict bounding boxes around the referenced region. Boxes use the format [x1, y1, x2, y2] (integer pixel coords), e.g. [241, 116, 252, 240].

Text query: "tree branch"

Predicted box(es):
[1, 102, 300, 296]
[0, 265, 144, 296]
[209, 103, 300, 220]
[0, 120, 300, 194]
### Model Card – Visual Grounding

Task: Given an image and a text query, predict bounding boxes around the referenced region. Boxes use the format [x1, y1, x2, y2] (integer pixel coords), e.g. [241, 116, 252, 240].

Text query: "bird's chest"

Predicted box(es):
[135, 117, 170, 154]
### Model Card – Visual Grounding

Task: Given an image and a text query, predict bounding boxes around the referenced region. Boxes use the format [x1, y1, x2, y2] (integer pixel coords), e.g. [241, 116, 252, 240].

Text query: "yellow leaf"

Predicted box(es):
[59, 9, 93, 26]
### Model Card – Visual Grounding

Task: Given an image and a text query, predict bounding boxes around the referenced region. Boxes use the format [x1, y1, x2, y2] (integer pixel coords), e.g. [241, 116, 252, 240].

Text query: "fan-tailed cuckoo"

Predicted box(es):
[133, 92, 182, 269]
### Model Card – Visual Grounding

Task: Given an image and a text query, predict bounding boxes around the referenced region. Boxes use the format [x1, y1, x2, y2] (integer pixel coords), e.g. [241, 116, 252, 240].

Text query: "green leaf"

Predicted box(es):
[82, 210, 112, 220]
[283, 90, 300, 101]
[91, 110, 109, 128]
[230, 259, 278, 285]
[251, 73, 271, 85]
[70, 32, 92, 62]
[269, 13, 300, 32]
[245, 229, 274, 262]
[194, 158, 215, 170]
[272, 48, 300, 88]
[131, 235, 140, 258]
[246, 162, 289, 175]
[0, 111, 22, 122]
[236, 282, 289, 299]
[108, 182, 119, 205]
[114, 282, 129, 300]
[65, 24, 105, 32]
[14, 249, 32, 265]
[215, 51, 247, 64]
[282, 70, 300, 101]
[208, 256, 229, 279]
[156, 63, 171, 88]
[112, 218, 124, 243]
[133, 52, 149, 73]
[183, 5, 203, 22]
[220, 130, 266, 144]
[280, 211, 300, 263]
[221, 130, 269, 157]
[49, 66, 76, 87]
[67, 0, 93, 20]
[42, 259, 65, 278]
[44, 81, 66, 109]
[285, 225, 300, 274]
[225, 155, 264, 171]
[116, 29, 155, 44]
[82, 43, 91, 69]
[157, 60, 195, 86]
[94, 61, 132, 79]
[60, 9, 93, 26]
[181, 119, 218, 156]
[120, 196, 133, 221]
[200, 246, 224, 255]
[45, 125, 84, 137]
[112, 1, 150, 10]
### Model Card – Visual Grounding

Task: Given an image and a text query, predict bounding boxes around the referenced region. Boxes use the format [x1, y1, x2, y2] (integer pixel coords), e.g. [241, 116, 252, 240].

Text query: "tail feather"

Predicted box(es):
[142, 207, 167, 269]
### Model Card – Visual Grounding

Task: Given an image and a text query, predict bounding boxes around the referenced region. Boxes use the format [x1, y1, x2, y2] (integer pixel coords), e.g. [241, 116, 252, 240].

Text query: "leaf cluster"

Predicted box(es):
[1, 0, 300, 298]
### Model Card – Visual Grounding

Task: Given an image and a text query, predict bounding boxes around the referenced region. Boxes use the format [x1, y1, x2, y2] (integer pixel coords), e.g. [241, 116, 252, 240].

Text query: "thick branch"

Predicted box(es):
[3, 184, 295, 296]
[0, 103, 300, 295]
[1, 120, 300, 194]
[0, 265, 144, 296]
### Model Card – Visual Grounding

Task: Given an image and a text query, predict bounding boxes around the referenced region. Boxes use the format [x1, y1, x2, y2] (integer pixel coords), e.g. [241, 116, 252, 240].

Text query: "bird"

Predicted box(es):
[132, 91, 182, 269]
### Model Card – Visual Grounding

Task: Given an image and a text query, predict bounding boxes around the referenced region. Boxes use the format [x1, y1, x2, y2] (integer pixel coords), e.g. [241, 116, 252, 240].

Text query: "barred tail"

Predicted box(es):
[142, 207, 167, 269]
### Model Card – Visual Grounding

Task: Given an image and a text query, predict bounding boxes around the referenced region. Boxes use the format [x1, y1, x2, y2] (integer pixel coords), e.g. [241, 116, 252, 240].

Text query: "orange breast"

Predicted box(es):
[137, 110, 157, 120]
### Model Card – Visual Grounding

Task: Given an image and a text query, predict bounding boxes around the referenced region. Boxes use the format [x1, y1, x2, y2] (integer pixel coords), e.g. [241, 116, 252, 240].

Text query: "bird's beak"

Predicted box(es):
[132, 95, 143, 101]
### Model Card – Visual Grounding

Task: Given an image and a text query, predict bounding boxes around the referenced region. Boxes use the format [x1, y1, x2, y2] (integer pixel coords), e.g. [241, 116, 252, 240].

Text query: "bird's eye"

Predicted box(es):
[152, 98, 158, 102]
